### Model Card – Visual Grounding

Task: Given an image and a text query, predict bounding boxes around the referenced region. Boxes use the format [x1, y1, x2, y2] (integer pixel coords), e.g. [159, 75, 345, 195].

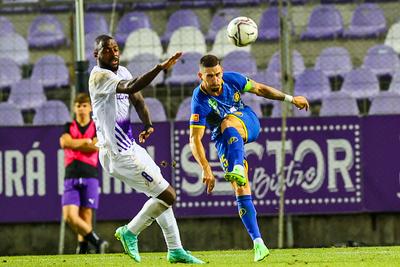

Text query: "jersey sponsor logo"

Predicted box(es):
[208, 98, 220, 115]
[233, 91, 240, 102]
[190, 113, 200, 122]
[141, 171, 154, 182]
[228, 136, 238, 145]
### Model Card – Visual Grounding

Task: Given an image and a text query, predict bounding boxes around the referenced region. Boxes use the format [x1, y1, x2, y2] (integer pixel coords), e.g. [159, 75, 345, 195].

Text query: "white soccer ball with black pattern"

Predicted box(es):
[227, 17, 258, 47]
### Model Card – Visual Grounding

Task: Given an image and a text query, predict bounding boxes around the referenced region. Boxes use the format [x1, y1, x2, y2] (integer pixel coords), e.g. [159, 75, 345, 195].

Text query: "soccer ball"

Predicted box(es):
[227, 17, 258, 47]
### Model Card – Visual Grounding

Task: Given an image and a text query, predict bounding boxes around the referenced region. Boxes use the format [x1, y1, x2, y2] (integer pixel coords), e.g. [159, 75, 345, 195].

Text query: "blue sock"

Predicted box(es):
[236, 195, 261, 240]
[222, 127, 244, 172]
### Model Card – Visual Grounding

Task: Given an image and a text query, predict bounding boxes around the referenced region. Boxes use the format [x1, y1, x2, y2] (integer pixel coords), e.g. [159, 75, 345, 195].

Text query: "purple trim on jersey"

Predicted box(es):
[114, 129, 131, 148]
[62, 178, 100, 209]
[116, 119, 134, 140]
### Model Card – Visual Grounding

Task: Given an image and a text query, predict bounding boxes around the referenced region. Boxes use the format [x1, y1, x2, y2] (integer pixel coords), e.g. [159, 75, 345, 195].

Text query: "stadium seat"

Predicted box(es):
[126, 53, 162, 87]
[33, 100, 70, 125]
[206, 8, 240, 43]
[271, 101, 311, 118]
[258, 7, 294, 41]
[369, 91, 400, 115]
[165, 26, 206, 57]
[115, 12, 152, 47]
[269, 0, 308, 4]
[251, 70, 282, 90]
[132, 1, 166, 10]
[320, 0, 353, 3]
[0, 57, 21, 90]
[362, 45, 400, 77]
[165, 52, 202, 86]
[300, 5, 343, 40]
[161, 10, 200, 44]
[31, 54, 69, 89]
[222, 51, 257, 77]
[0, 16, 15, 35]
[0, 32, 29, 66]
[28, 15, 67, 48]
[84, 32, 99, 60]
[84, 13, 108, 35]
[179, 0, 218, 8]
[175, 97, 192, 121]
[341, 68, 379, 99]
[388, 70, 400, 93]
[384, 22, 400, 54]
[343, 4, 386, 38]
[130, 97, 167, 123]
[8, 79, 47, 110]
[121, 28, 163, 62]
[314, 47, 352, 78]
[0, 102, 24, 126]
[85, 2, 124, 12]
[209, 28, 251, 58]
[240, 93, 262, 117]
[266, 50, 305, 79]
[319, 92, 359, 117]
[222, 0, 260, 7]
[294, 69, 331, 101]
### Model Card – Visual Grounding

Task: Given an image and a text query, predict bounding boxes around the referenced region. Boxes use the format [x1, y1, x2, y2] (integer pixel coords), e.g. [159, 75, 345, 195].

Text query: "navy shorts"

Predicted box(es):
[62, 178, 100, 209]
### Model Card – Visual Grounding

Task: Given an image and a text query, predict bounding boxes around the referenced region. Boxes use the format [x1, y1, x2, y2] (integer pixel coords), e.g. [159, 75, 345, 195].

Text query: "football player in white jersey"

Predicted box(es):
[89, 34, 204, 264]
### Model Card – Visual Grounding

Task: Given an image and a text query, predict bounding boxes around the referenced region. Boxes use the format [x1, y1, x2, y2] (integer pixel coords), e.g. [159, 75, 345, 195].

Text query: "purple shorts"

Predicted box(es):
[62, 178, 100, 209]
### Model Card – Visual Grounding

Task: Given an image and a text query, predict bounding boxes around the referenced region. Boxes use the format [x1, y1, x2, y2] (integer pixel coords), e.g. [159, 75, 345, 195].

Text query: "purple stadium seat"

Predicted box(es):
[320, 92, 359, 117]
[266, 50, 305, 78]
[132, 1, 167, 10]
[320, 0, 354, 3]
[0, 0, 36, 13]
[315, 47, 352, 77]
[251, 70, 282, 90]
[362, 45, 400, 77]
[166, 27, 206, 57]
[206, 8, 240, 43]
[341, 68, 379, 99]
[0, 57, 21, 90]
[115, 12, 152, 47]
[8, 79, 47, 110]
[0, 16, 15, 35]
[294, 69, 331, 101]
[40, 0, 72, 12]
[269, 0, 308, 4]
[31, 55, 69, 89]
[127, 53, 162, 87]
[209, 28, 251, 58]
[165, 52, 202, 86]
[369, 91, 400, 115]
[85, 2, 124, 12]
[271, 101, 311, 118]
[84, 13, 108, 35]
[241, 93, 262, 117]
[0, 33, 29, 66]
[300, 5, 343, 40]
[85, 32, 99, 60]
[175, 97, 192, 121]
[130, 97, 167, 123]
[179, 0, 218, 8]
[258, 7, 294, 41]
[222, 0, 260, 6]
[0, 102, 24, 126]
[28, 15, 67, 48]
[121, 28, 163, 62]
[161, 10, 200, 44]
[344, 4, 386, 38]
[222, 51, 257, 77]
[389, 71, 400, 93]
[33, 100, 70, 125]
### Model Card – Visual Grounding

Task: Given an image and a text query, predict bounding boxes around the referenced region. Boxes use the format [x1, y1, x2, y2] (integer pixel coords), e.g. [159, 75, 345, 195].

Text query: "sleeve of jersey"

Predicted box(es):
[189, 98, 207, 128]
[226, 72, 252, 93]
[91, 70, 122, 95]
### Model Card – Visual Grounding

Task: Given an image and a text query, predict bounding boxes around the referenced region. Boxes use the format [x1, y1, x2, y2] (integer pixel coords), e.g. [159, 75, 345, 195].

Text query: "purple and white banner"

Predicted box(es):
[0, 116, 399, 222]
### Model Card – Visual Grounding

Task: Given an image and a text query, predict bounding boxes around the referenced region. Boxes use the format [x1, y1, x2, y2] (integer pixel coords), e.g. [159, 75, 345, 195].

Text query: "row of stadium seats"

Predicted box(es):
[0, 3, 397, 49]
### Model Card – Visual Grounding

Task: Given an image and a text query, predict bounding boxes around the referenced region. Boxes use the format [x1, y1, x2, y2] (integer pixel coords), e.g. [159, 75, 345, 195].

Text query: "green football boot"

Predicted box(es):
[254, 243, 270, 262]
[224, 164, 247, 186]
[167, 248, 205, 264]
[115, 225, 141, 262]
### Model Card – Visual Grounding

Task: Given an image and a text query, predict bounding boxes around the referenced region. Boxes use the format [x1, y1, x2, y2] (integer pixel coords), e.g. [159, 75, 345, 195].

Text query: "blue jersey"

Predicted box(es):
[190, 71, 253, 140]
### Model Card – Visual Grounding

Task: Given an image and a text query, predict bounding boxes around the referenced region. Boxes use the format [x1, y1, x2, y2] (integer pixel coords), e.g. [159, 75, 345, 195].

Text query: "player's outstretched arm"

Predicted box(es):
[189, 126, 216, 194]
[248, 79, 309, 111]
[117, 52, 183, 95]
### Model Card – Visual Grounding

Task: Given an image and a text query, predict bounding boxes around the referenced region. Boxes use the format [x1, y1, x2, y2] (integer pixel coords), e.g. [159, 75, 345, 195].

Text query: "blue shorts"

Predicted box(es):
[62, 178, 100, 209]
[215, 106, 260, 170]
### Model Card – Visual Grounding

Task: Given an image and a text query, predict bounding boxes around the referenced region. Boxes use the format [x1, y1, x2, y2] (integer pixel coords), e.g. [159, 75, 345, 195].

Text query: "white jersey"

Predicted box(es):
[89, 65, 135, 154]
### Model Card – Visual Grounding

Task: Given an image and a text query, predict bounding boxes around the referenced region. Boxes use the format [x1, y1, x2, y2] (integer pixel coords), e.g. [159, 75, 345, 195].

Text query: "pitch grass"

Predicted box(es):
[1, 247, 400, 267]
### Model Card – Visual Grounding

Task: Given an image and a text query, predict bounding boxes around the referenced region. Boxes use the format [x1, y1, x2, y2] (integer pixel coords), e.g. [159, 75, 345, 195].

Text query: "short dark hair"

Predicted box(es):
[94, 34, 114, 50]
[74, 93, 91, 104]
[199, 54, 221, 68]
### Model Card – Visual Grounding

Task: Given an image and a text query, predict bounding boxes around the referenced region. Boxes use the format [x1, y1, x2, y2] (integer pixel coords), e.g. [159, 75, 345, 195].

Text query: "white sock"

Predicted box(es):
[253, 238, 264, 245]
[127, 198, 168, 235]
[156, 207, 183, 250]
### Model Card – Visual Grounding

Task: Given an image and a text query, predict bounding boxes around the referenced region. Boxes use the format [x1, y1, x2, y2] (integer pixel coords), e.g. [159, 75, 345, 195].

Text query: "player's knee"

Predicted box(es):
[157, 185, 176, 206]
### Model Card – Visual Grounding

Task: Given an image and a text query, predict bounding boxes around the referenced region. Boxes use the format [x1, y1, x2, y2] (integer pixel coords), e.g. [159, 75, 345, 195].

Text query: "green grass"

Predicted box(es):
[1, 247, 400, 267]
